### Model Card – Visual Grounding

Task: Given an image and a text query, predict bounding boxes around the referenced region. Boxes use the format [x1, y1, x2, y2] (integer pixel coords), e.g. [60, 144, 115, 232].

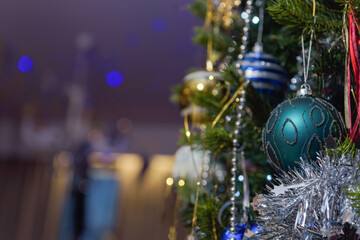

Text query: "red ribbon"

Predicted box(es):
[348, 10, 360, 142]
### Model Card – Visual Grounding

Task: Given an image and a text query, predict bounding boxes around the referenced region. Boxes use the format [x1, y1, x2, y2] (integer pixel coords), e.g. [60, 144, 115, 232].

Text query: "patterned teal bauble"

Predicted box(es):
[262, 94, 345, 170]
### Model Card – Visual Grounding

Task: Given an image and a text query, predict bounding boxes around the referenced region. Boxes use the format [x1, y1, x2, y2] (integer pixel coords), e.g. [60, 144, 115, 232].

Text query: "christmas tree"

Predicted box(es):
[170, 0, 360, 239]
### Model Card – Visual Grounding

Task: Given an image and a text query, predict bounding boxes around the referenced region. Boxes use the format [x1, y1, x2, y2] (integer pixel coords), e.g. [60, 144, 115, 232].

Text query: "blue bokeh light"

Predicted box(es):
[241, 12, 249, 19]
[238, 175, 244, 182]
[250, 224, 261, 234]
[252, 16, 260, 24]
[152, 18, 168, 34]
[18, 56, 33, 72]
[106, 71, 123, 87]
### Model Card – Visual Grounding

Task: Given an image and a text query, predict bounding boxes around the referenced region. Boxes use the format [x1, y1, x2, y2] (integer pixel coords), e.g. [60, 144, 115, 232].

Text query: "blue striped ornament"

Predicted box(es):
[235, 51, 289, 105]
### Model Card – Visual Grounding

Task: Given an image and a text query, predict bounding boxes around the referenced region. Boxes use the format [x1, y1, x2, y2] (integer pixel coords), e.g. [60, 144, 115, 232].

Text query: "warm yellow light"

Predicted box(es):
[186, 131, 191, 137]
[236, 98, 240, 102]
[197, 83, 204, 91]
[208, 75, 214, 80]
[178, 179, 185, 187]
[206, 60, 213, 71]
[166, 177, 174, 186]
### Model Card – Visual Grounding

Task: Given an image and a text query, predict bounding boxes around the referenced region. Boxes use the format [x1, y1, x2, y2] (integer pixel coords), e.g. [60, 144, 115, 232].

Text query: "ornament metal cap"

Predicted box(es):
[253, 42, 263, 52]
[297, 83, 313, 97]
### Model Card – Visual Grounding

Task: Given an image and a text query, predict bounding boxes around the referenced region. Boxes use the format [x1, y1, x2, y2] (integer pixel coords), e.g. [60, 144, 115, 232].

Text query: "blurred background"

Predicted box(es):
[0, 1, 203, 239]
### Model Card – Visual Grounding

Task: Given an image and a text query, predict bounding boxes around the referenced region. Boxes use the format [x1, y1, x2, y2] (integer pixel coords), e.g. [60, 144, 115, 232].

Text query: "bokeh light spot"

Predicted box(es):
[166, 177, 174, 186]
[252, 16, 260, 24]
[178, 179, 185, 187]
[18, 56, 33, 72]
[241, 12, 249, 19]
[238, 175, 244, 182]
[107, 71, 123, 87]
[152, 18, 168, 34]
[197, 83, 204, 91]
[250, 224, 261, 234]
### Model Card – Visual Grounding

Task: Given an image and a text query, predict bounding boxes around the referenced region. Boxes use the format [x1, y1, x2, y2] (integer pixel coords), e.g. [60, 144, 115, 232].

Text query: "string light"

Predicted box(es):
[178, 179, 185, 187]
[238, 175, 244, 182]
[186, 131, 191, 137]
[229, 0, 253, 234]
[252, 16, 260, 24]
[166, 177, 174, 186]
[197, 83, 204, 91]
[241, 12, 249, 19]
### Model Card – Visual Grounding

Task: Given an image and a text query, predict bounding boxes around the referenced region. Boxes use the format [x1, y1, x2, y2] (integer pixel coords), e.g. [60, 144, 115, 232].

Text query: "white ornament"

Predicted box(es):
[172, 145, 210, 180]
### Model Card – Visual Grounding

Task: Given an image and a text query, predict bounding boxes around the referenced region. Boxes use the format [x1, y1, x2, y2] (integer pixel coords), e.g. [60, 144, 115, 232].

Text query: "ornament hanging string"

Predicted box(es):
[298, 0, 315, 96]
[256, 1, 264, 44]
[254, 0, 265, 51]
[301, 28, 314, 86]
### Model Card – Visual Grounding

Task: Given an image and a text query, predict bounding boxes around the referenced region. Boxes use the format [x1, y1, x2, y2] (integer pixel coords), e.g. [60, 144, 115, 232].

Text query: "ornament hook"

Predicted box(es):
[297, 83, 313, 97]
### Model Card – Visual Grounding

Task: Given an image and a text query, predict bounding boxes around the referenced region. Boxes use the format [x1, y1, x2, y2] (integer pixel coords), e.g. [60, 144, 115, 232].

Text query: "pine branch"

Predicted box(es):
[267, 0, 343, 34]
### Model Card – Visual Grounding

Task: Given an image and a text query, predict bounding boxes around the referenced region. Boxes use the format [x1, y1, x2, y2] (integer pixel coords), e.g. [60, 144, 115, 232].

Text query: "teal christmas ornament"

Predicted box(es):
[262, 85, 346, 170]
[221, 224, 247, 240]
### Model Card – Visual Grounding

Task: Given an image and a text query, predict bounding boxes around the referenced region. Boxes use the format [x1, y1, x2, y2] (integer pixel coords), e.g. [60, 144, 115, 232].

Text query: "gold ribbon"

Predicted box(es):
[212, 83, 245, 128]
[184, 111, 192, 144]
[212, 184, 218, 240]
[313, 0, 316, 17]
[219, 81, 231, 105]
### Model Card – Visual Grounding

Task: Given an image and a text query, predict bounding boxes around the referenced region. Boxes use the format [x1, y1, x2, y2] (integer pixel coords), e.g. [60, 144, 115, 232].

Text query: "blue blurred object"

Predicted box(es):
[80, 170, 119, 240]
[107, 71, 123, 87]
[250, 224, 261, 234]
[18, 56, 33, 72]
[152, 18, 167, 34]
[59, 168, 120, 240]
[235, 51, 288, 105]
[221, 224, 247, 240]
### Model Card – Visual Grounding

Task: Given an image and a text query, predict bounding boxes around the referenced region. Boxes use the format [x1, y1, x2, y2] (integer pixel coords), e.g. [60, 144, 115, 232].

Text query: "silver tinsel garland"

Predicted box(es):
[251, 151, 360, 239]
